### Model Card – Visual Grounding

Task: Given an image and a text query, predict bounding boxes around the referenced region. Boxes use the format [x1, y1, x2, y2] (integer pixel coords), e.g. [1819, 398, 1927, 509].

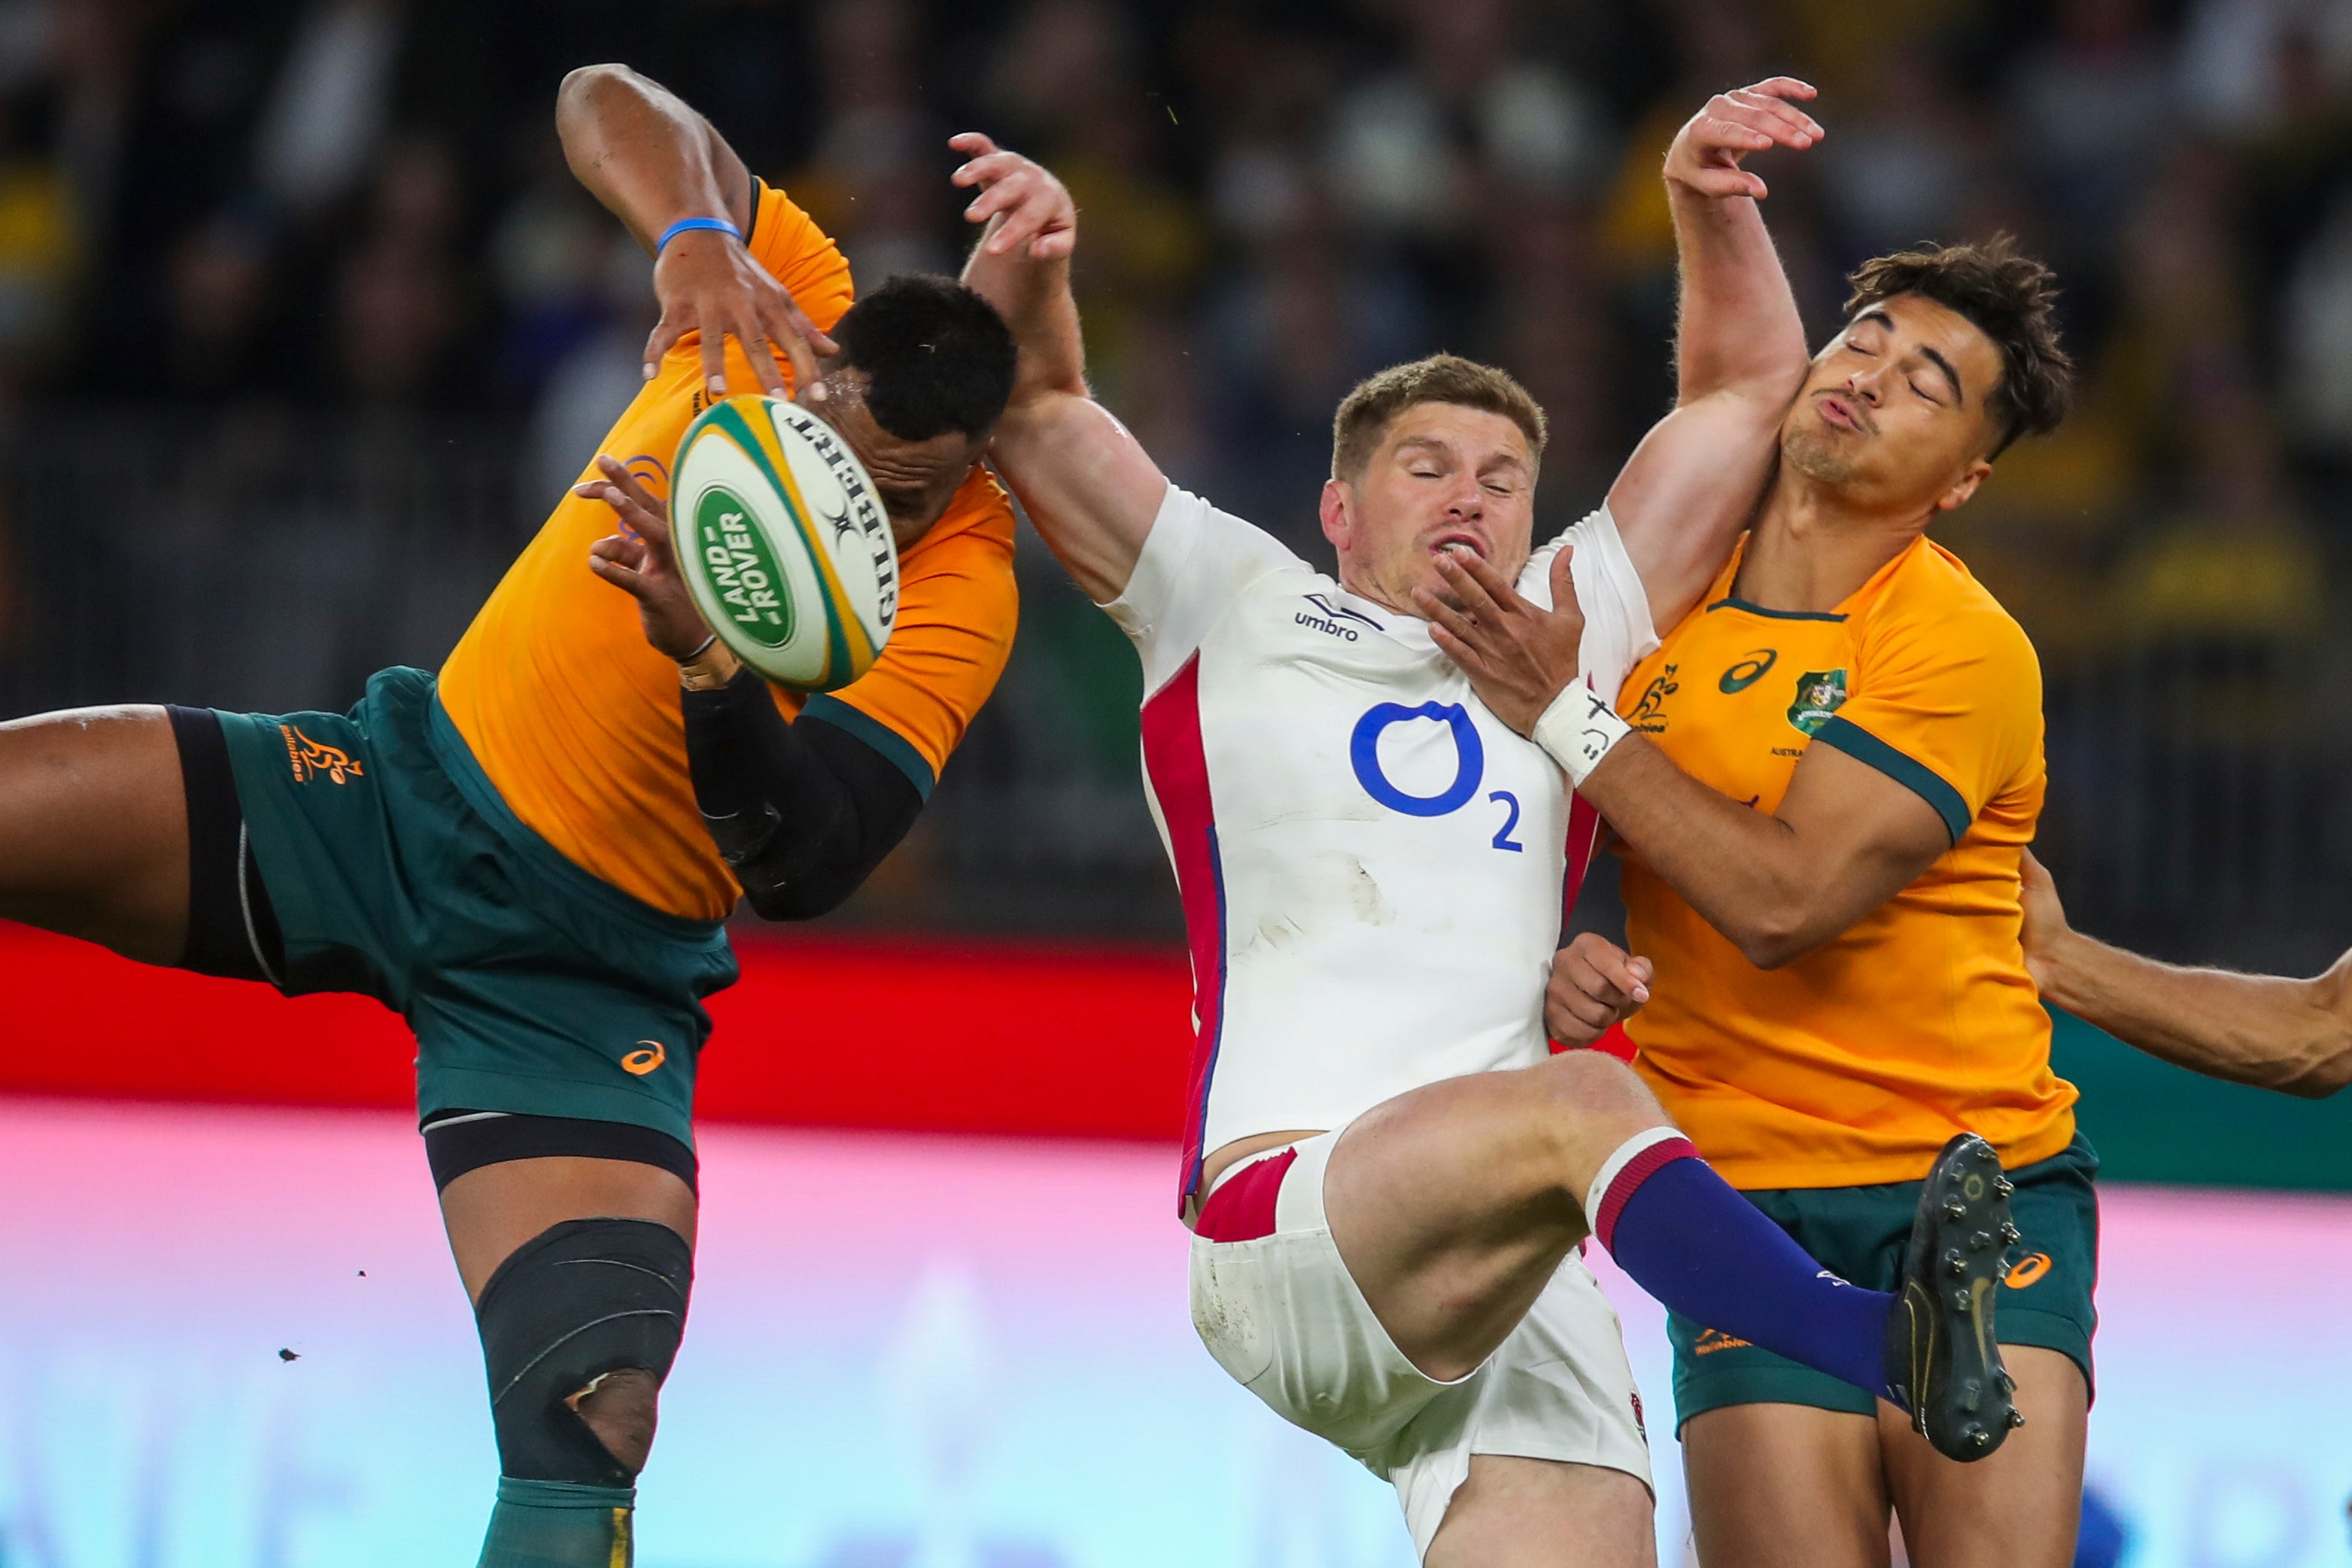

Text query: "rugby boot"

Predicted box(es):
[1882, 1132, 2025, 1461]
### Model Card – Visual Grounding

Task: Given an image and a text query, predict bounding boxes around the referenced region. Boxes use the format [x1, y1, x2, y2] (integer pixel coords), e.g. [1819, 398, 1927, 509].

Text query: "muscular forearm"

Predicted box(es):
[2037, 933, 2352, 1099]
[1580, 740, 1823, 966]
[1667, 180, 1808, 405]
[557, 64, 751, 251]
[961, 221, 1085, 403]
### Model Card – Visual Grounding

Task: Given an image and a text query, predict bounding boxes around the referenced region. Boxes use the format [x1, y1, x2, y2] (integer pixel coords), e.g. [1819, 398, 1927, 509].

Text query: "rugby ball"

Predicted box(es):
[670, 394, 899, 691]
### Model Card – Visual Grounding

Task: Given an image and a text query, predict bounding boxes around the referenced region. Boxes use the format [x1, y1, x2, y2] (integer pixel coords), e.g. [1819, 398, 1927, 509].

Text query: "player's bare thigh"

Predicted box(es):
[1427, 1456, 1656, 1568]
[1323, 1050, 1670, 1382]
[0, 705, 189, 965]
[1879, 1348, 2086, 1568]
[1683, 1404, 1892, 1568]
[439, 1156, 700, 1473]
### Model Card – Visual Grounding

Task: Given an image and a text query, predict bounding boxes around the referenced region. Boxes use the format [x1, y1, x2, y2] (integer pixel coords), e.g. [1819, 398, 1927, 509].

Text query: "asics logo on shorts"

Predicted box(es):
[2004, 1251, 2052, 1289]
[622, 1041, 667, 1075]
[281, 725, 364, 786]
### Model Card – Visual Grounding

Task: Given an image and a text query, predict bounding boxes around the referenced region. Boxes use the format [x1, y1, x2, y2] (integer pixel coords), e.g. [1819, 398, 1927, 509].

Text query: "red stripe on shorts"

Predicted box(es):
[1195, 1147, 1299, 1243]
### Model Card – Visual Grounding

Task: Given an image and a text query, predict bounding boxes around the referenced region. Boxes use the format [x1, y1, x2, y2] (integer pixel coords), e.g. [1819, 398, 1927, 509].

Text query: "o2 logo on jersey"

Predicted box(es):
[1349, 701, 1526, 850]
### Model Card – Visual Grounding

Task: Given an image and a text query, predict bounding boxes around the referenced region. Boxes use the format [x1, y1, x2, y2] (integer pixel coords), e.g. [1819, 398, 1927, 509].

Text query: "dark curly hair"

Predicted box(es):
[1845, 236, 2074, 457]
[834, 273, 1017, 443]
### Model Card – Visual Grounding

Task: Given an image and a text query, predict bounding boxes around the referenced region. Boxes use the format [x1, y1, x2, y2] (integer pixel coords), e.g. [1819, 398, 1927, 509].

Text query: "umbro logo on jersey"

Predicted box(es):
[1296, 593, 1382, 641]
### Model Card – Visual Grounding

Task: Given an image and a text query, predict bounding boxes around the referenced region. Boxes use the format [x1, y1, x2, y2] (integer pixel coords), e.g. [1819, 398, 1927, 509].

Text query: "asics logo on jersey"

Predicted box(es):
[1350, 700, 1484, 816]
[1297, 593, 1381, 641]
[1719, 649, 1778, 693]
[621, 1041, 667, 1075]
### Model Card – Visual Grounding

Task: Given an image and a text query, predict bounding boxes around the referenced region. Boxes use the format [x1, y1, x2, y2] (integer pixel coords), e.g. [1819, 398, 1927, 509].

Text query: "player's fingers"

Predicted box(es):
[1427, 619, 1491, 678]
[587, 551, 652, 601]
[1433, 551, 1508, 623]
[1551, 979, 1619, 1032]
[1627, 954, 1655, 992]
[1032, 225, 1075, 260]
[698, 312, 728, 400]
[1548, 545, 1582, 615]
[947, 131, 1001, 168]
[1585, 944, 1652, 1007]
[588, 482, 668, 549]
[1678, 164, 1769, 199]
[588, 460, 672, 548]
[1457, 547, 1527, 614]
[1743, 76, 1817, 101]
[1724, 89, 1823, 144]
[592, 454, 667, 521]
[731, 311, 789, 398]
[1416, 585, 1484, 648]
[1696, 112, 1778, 153]
[956, 150, 1031, 195]
[779, 295, 837, 358]
[586, 531, 643, 567]
[643, 312, 685, 380]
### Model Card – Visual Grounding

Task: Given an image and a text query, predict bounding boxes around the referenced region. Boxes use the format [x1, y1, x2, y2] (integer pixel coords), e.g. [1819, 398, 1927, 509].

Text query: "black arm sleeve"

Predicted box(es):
[680, 668, 924, 920]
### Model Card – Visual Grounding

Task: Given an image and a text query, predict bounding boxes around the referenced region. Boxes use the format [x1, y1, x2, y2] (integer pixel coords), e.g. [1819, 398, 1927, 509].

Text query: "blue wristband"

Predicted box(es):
[656, 216, 741, 252]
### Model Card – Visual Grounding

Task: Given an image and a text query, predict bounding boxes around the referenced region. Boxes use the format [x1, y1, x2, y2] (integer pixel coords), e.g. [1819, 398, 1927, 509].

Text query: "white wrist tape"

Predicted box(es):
[1533, 682, 1633, 788]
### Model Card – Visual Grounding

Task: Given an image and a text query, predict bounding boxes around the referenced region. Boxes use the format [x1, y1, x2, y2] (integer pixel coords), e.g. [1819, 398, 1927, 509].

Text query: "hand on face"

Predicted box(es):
[1417, 543, 1584, 735]
[1664, 77, 1823, 201]
[582, 454, 717, 662]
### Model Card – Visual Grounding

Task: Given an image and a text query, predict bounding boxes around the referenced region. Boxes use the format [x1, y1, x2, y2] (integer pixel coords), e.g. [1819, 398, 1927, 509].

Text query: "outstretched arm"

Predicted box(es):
[2021, 852, 2352, 1099]
[953, 135, 1165, 603]
[556, 62, 835, 398]
[1606, 80, 1821, 631]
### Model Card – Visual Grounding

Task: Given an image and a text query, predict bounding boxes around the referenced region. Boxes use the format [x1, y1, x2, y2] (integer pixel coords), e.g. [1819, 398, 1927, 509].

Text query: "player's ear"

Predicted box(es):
[1933, 457, 1993, 517]
[1319, 478, 1354, 550]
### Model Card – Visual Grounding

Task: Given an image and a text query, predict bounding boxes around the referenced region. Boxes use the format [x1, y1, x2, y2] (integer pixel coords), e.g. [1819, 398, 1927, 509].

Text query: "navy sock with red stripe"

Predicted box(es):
[1589, 1129, 1897, 1403]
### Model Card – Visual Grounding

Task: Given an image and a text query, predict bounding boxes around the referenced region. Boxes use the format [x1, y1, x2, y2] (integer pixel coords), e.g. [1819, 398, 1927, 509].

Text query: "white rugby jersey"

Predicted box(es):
[1107, 485, 1658, 1210]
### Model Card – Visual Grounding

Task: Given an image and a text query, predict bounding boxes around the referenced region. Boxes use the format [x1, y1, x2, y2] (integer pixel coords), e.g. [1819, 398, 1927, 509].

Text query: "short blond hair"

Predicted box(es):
[1332, 354, 1548, 483]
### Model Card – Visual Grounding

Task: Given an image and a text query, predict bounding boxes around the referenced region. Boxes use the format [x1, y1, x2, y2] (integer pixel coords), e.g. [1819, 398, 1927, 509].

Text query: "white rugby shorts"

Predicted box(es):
[1188, 1129, 1653, 1559]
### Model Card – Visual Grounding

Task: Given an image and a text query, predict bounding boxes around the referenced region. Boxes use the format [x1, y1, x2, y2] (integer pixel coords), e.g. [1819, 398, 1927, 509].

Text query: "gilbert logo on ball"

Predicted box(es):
[671, 393, 899, 691]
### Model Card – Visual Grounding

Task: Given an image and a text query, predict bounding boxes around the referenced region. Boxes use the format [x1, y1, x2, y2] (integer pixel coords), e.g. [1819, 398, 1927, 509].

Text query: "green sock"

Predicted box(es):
[475, 1477, 635, 1568]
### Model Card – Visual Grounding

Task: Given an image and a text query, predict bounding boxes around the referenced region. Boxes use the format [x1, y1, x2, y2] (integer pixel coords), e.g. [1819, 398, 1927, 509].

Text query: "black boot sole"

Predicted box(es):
[1886, 1132, 2025, 1461]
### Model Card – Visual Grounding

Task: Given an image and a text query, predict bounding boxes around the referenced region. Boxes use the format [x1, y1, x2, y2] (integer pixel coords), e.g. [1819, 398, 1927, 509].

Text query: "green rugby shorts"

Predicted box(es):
[1666, 1132, 2099, 1430]
[214, 666, 738, 1146]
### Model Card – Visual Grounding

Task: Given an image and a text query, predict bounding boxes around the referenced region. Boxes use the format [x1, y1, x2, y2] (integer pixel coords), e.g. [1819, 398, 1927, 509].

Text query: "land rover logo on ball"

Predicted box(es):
[695, 485, 794, 647]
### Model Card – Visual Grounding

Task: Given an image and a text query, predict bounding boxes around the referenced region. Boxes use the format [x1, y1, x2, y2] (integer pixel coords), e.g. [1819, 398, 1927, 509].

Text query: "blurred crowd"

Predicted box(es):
[0, 0, 2346, 936]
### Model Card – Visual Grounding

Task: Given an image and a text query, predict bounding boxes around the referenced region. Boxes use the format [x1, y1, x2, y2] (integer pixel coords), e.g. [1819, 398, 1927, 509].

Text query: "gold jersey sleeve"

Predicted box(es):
[435, 183, 1018, 922]
[1616, 536, 2076, 1188]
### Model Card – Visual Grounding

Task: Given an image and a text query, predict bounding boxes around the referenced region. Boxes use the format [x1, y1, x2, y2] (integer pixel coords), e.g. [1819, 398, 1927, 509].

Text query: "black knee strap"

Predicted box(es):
[474, 1217, 693, 1487]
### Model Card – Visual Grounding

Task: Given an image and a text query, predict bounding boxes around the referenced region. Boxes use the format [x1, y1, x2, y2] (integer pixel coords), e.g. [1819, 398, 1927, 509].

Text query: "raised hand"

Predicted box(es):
[1664, 77, 1823, 201]
[1545, 932, 1655, 1047]
[581, 455, 716, 661]
[950, 132, 1076, 260]
[645, 227, 837, 402]
[1417, 545, 1585, 735]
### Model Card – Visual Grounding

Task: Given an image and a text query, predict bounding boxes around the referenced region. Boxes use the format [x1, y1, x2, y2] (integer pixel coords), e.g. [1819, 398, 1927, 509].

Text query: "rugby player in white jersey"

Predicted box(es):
[956, 81, 2024, 1563]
